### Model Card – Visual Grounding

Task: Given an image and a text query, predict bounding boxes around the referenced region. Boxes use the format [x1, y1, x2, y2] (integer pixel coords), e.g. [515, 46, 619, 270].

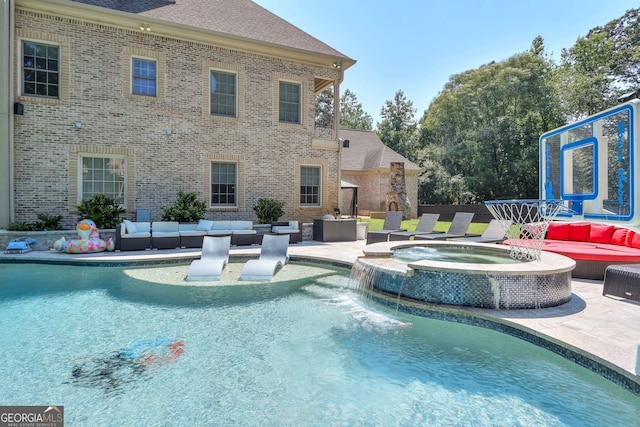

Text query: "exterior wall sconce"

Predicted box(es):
[342, 139, 350, 148]
[74, 121, 82, 129]
[140, 23, 151, 32]
[165, 129, 172, 135]
[14, 102, 24, 115]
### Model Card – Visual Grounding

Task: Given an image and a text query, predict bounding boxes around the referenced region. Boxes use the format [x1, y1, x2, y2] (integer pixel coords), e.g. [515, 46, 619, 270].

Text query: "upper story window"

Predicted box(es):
[22, 41, 59, 98]
[81, 155, 126, 205]
[279, 81, 301, 124]
[132, 58, 157, 96]
[210, 70, 237, 117]
[211, 162, 237, 207]
[300, 166, 321, 206]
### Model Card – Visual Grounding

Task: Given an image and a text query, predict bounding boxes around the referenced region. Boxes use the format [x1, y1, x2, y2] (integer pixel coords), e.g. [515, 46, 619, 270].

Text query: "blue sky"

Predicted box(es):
[254, 0, 638, 125]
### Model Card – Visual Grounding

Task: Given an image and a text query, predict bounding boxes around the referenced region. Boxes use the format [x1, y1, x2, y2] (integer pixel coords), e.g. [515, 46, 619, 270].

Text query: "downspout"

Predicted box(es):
[334, 63, 343, 215]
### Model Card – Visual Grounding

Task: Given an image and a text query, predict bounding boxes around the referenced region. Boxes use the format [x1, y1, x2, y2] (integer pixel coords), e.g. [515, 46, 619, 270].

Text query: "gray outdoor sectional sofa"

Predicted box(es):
[116, 219, 258, 250]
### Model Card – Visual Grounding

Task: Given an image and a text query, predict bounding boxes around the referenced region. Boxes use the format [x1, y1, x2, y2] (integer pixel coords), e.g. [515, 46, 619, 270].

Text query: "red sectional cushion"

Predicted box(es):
[610, 228, 629, 246]
[546, 222, 571, 240]
[630, 232, 640, 249]
[625, 230, 637, 247]
[587, 224, 615, 244]
[541, 240, 640, 262]
[569, 223, 591, 242]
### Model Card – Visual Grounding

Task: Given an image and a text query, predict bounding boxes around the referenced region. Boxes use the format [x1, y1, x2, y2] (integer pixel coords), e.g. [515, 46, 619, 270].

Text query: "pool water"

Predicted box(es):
[1, 262, 639, 426]
[393, 245, 522, 264]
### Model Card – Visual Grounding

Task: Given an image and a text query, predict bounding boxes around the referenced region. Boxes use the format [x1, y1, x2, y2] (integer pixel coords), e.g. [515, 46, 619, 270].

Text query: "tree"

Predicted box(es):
[592, 8, 640, 90]
[377, 90, 419, 161]
[315, 88, 373, 131]
[340, 89, 373, 130]
[552, 8, 640, 120]
[315, 88, 334, 128]
[419, 43, 564, 202]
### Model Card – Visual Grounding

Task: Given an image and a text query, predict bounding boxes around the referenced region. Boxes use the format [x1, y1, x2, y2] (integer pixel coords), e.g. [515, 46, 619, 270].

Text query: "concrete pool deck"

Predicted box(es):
[2, 239, 640, 385]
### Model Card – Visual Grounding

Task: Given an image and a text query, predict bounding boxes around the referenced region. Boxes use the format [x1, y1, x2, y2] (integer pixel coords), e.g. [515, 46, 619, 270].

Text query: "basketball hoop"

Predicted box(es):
[485, 199, 567, 261]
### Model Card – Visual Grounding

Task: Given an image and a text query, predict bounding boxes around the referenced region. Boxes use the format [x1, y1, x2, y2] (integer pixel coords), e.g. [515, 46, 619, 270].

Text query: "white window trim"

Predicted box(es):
[210, 160, 239, 208]
[77, 154, 128, 206]
[131, 56, 158, 97]
[279, 80, 302, 125]
[16, 31, 70, 104]
[300, 165, 322, 207]
[209, 68, 238, 118]
[123, 47, 165, 102]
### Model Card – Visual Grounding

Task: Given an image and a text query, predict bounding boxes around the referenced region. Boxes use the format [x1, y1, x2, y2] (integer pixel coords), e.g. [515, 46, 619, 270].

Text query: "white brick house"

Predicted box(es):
[0, 0, 354, 228]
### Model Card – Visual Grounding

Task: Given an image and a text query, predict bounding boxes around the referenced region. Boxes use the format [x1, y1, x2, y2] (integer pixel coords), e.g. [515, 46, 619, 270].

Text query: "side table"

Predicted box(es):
[603, 264, 640, 302]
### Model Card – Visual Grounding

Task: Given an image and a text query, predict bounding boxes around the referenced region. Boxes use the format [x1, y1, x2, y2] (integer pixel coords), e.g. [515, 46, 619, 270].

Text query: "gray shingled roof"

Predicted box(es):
[71, 0, 352, 60]
[340, 129, 421, 172]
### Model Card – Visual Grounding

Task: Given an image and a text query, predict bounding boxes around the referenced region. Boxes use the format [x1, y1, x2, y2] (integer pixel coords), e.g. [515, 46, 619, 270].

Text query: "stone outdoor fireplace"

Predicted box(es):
[385, 162, 411, 219]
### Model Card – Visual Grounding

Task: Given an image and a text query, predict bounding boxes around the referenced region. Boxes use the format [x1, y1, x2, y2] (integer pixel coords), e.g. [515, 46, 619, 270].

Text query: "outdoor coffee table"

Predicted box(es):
[603, 264, 640, 302]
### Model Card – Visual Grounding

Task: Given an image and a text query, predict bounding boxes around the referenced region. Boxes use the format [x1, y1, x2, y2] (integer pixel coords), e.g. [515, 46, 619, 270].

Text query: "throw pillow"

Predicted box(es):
[196, 220, 214, 231]
[568, 223, 590, 242]
[546, 222, 570, 240]
[123, 219, 137, 234]
[631, 232, 640, 249]
[625, 230, 637, 247]
[610, 228, 628, 246]
[587, 224, 615, 244]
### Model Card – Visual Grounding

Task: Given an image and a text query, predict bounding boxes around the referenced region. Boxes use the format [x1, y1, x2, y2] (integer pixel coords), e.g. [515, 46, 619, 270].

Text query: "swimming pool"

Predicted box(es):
[1, 262, 639, 426]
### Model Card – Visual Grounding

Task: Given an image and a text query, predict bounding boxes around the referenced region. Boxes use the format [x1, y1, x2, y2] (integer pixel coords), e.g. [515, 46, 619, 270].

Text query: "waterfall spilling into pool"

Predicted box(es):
[351, 241, 575, 309]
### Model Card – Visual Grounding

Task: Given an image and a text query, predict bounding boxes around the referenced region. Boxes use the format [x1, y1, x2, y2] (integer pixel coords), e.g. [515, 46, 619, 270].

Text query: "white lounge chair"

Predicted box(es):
[239, 234, 289, 281]
[185, 235, 231, 281]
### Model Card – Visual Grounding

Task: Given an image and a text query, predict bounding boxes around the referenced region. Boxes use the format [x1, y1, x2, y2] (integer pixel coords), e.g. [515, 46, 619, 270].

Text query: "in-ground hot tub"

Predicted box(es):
[353, 241, 576, 309]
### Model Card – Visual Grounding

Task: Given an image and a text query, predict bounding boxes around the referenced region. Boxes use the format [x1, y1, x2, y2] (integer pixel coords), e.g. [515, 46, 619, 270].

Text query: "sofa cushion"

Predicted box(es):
[231, 221, 253, 231]
[211, 221, 231, 231]
[272, 226, 298, 233]
[629, 231, 640, 249]
[208, 230, 232, 236]
[587, 224, 615, 244]
[232, 229, 256, 235]
[546, 222, 570, 240]
[152, 221, 179, 233]
[541, 240, 640, 262]
[196, 220, 214, 231]
[611, 228, 629, 246]
[179, 223, 206, 236]
[569, 223, 590, 242]
[123, 219, 137, 234]
[625, 230, 637, 247]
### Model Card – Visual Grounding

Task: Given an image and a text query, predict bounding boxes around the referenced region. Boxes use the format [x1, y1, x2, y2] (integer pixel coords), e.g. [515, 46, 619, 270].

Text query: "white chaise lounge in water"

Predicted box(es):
[239, 234, 289, 281]
[185, 235, 231, 281]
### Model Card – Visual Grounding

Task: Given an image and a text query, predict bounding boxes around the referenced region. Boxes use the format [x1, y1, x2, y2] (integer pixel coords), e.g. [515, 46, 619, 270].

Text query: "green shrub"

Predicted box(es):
[252, 198, 285, 224]
[5, 214, 63, 231]
[76, 194, 126, 229]
[161, 191, 206, 222]
[37, 214, 63, 230]
[6, 221, 38, 231]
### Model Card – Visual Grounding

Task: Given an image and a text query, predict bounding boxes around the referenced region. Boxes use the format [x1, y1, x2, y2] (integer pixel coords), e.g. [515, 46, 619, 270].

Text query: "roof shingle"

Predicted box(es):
[340, 129, 421, 172]
[72, 0, 352, 60]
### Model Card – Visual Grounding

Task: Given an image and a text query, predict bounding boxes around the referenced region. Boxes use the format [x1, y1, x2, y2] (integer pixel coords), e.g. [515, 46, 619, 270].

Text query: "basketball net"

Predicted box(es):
[485, 199, 566, 261]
